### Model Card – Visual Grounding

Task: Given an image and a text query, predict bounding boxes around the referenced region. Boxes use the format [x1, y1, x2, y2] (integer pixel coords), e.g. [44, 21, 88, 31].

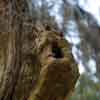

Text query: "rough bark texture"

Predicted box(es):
[27, 29, 80, 100]
[0, 0, 80, 100]
[0, 27, 80, 100]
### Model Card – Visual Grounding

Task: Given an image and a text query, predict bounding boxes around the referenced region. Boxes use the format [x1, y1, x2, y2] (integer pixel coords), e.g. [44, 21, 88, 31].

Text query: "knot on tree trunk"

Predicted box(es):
[28, 28, 80, 100]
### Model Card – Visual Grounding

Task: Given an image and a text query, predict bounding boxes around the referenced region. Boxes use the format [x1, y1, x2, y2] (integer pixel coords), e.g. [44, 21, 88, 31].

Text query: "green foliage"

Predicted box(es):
[69, 74, 100, 100]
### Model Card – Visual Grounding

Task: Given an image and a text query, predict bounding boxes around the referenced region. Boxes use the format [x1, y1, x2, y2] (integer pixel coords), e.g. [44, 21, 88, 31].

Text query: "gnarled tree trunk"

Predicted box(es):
[0, 0, 79, 100]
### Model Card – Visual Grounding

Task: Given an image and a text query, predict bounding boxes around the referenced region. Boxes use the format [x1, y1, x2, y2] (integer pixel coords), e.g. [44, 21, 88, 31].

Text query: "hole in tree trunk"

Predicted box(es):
[52, 42, 63, 58]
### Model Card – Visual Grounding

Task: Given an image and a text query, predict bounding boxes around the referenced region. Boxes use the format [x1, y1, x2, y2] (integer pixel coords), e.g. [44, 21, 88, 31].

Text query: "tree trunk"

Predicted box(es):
[0, 0, 79, 100]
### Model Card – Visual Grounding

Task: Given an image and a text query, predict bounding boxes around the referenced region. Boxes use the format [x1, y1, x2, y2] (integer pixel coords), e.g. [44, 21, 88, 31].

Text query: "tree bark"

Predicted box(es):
[0, 0, 80, 100]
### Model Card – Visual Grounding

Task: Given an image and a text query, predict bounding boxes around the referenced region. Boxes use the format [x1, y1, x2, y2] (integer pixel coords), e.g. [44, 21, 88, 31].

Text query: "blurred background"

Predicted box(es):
[27, 0, 100, 99]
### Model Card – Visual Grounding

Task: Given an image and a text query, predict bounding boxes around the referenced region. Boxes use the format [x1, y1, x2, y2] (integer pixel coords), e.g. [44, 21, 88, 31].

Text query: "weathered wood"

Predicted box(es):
[0, 0, 80, 100]
[27, 30, 79, 100]
[0, 29, 79, 100]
